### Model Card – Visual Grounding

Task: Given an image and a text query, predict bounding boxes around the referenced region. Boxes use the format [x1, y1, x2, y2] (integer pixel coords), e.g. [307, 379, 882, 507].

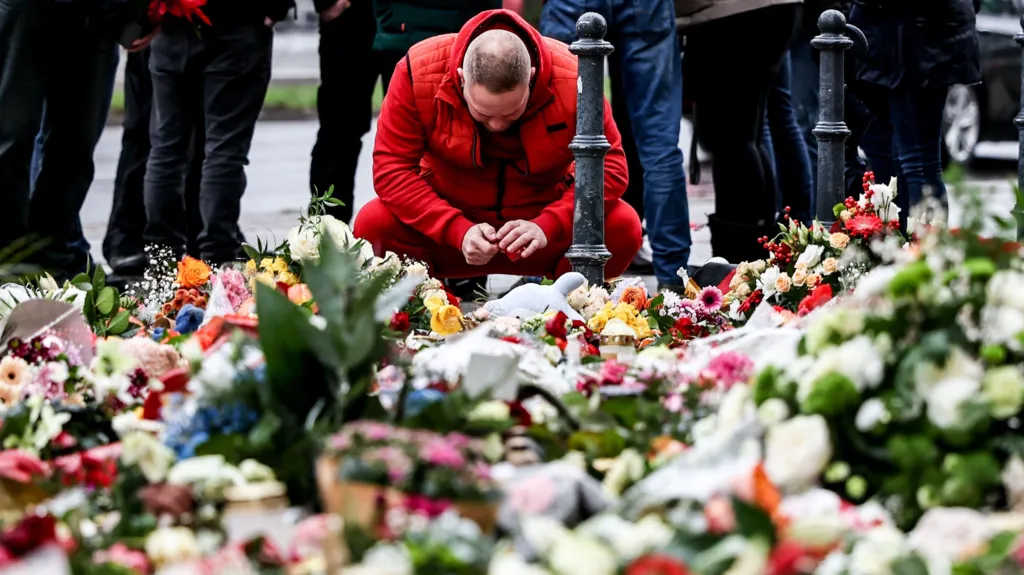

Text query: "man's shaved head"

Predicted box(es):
[462, 29, 531, 94]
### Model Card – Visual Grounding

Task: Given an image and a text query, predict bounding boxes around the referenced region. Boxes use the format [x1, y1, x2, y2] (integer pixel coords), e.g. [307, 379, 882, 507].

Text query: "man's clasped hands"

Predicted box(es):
[461, 220, 548, 265]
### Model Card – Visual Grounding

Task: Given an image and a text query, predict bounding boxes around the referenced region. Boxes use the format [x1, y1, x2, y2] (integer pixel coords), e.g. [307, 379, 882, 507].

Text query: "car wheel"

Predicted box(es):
[941, 85, 982, 167]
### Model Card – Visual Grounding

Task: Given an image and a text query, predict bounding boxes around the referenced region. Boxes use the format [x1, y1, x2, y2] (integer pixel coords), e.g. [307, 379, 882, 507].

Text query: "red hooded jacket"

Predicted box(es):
[372, 9, 628, 251]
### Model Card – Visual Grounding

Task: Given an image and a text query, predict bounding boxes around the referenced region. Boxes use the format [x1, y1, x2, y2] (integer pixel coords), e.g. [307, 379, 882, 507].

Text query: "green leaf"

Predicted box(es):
[92, 264, 106, 291]
[730, 496, 776, 544]
[106, 309, 132, 335]
[96, 286, 117, 316]
[325, 197, 345, 206]
[891, 554, 929, 575]
[248, 412, 282, 449]
[242, 243, 261, 262]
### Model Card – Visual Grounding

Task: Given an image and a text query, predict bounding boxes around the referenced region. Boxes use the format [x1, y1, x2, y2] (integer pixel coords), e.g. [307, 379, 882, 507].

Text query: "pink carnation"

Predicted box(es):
[217, 268, 251, 309]
[421, 439, 465, 468]
[93, 543, 151, 574]
[701, 352, 754, 389]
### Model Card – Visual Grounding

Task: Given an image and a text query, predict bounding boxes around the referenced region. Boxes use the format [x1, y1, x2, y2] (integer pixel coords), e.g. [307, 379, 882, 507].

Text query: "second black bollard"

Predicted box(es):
[566, 13, 614, 286]
[1014, 15, 1024, 239]
[812, 10, 854, 227]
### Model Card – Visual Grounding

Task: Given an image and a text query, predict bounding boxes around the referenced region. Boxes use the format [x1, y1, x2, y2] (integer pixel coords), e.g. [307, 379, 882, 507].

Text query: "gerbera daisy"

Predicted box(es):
[698, 286, 724, 312]
[845, 214, 884, 238]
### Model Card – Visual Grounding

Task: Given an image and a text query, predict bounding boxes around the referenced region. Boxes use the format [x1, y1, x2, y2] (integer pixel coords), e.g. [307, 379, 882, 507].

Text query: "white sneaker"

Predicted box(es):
[632, 235, 653, 266]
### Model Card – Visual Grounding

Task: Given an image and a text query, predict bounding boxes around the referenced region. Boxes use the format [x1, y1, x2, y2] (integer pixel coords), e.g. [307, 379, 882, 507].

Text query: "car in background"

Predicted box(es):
[942, 0, 1022, 166]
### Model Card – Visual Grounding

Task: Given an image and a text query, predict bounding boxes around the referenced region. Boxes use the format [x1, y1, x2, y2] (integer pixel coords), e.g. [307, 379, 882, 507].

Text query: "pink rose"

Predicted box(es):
[94, 543, 151, 574]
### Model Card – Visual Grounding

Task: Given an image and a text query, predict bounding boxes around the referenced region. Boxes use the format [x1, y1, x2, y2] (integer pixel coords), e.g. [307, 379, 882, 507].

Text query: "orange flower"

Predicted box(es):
[176, 256, 211, 289]
[620, 286, 649, 311]
[751, 463, 782, 519]
[288, 284, 318, 314]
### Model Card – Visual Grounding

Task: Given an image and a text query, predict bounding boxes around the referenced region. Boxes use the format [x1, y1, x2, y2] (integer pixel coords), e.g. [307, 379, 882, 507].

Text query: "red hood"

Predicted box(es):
[447, 9, 554, 113]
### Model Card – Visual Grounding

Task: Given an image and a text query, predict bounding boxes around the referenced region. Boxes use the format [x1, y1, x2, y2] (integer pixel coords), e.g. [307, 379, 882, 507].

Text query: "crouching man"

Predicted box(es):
[354, 9, 642, 281]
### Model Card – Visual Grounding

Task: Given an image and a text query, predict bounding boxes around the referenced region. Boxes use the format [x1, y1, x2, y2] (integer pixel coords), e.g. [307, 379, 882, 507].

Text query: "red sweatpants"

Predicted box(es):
[353, 198, 643, 279]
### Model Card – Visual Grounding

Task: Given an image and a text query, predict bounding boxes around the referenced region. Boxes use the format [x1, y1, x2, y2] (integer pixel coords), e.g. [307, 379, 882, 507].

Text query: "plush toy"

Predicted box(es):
[482, 272, 586, 322]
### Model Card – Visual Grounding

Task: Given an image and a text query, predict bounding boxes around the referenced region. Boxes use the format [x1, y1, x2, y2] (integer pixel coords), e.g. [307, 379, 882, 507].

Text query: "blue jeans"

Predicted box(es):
[30, 39, 119, 276]
[541, 0, 691, 282]
[856, 83, 947, 227]
[763, 51, 813, 224]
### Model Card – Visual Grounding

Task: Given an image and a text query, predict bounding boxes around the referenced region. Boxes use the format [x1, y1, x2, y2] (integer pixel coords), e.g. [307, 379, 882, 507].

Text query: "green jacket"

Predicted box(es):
[372, 0, 501, 54]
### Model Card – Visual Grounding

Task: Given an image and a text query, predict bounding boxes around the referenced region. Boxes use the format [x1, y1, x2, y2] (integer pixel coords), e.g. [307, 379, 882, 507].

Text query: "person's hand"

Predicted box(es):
[321, 0, 351, 22]
[127, 26, 160, 53]
[497, 220, 547, 259]
[461, 223, 499, 265]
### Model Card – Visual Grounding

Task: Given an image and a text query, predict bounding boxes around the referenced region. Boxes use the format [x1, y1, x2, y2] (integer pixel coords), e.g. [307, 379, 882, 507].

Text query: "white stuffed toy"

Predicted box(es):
[482, 272, 586, 322]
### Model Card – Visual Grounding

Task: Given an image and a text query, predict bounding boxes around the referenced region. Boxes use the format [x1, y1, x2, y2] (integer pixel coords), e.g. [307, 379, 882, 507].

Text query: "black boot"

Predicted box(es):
[707, 214, 776, 265]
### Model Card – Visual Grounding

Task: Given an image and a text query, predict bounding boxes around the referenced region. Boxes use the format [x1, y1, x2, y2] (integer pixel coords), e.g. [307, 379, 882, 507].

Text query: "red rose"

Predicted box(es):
[0, 514, 58, 557]
[389, 311, 410, 332]
[768, 541, 811, 575]
[625, 554, 690, 575]
[506, 401, 533, 426]
[797, 284, 834, 316]
[501, 335, 522, 344]
[545, 311, 568, 339]
[444, 290, 462, 308]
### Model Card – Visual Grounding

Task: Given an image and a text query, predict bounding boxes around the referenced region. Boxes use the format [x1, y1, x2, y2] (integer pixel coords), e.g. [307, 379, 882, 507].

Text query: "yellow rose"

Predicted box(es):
[270, 257, 290, 273]
[794, 261, 808, 272]
[277, 271, 300, 286]
[588, 312, 609, 333]
[822, 257, 838, 275]
[829, 233, 850, 250]
[249, 270, 276, 291]
[733, 283, 751, 298]
[806, 274, 821, 288]
[424, 294, 447, 315]
[839, 210, 851, 221]
[244, 260, 257, 275]
[259, 257, 275, 271]
[631, 318, 652, 339]
[430, 304, 464, 336]
[792, 270, 807, 286]
[775, 273, 792, 293]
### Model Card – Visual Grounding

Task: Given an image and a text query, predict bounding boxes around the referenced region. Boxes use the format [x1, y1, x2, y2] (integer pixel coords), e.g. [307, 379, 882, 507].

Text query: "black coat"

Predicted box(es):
[848, 0, 981, 89]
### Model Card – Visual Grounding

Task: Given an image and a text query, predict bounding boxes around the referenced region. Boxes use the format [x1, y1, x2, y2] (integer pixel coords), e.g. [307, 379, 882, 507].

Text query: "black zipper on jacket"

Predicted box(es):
[495, 160, 508, 221]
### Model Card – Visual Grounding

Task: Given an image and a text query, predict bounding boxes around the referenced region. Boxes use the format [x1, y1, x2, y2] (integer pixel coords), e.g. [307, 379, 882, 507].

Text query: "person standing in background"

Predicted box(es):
[848, 0, 980, 225]
[679, 0, 801, 264]
[103, 49, 206, 281]
[144, 0, 294, 265]
[763, 51, 814, 225]
[542, 0, 692, 292]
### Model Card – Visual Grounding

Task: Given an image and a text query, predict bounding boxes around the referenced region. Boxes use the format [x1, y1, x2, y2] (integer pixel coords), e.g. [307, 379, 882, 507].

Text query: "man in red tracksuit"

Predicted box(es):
[354, 9, 642, 280]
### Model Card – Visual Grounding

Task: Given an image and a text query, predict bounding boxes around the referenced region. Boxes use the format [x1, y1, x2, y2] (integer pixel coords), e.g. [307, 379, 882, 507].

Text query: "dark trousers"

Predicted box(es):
[29, 8, 118, 277]
[145, 22, 272, 263]
[106, 49, 204, 266]
[310, 0, 403, 224]
[763, 51, 814, 224]
[0, 0, 45, 254]
[31, 45, 119, 275]
[542, 0, 692, 282]
[685, 5, 800, 228]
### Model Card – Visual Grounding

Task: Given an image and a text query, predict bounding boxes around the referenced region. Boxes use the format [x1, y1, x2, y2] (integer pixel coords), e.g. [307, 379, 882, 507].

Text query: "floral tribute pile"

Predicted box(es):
[1, 184, 1024, 574]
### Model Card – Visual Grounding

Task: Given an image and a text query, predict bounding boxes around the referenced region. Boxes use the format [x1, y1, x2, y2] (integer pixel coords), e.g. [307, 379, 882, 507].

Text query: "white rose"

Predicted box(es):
[855, 398, 891, 431]
[488, 550, 552, 575]
[847, 525, 907, 575]
[145, 527, 201, 567]
[758, 266, 780, 297]
[468, 401, 511, 422]
[112, 411, 164, 436]
[988, 271, 1024, 311]
[925, 377, 981, 429]
[907, 507, 992, 565]
[567, 286, 591, 311]
[982, 366, 1024, 418]
[120, 432, 176, 484]
[601, 448, 645, 497]
[548, 533, 617, 575]
[350, 544, 413, 575]
[238, 459, 275, 483]
[286, 224, 321, 262]
[757, 398, 790, 426]
[320, 215, 374, 265]
[764, 415, 832, 492]
[717, 383, 754, 431]
[368, 252, 402, 276]
[796, 244, 825, 269]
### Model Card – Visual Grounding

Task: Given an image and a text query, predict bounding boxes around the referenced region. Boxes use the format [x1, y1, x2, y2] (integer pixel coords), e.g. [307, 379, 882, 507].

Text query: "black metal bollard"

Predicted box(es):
[812, 10, 854, 226]
[566, 13, 614, 286]
[1014, 15, 1024, 239]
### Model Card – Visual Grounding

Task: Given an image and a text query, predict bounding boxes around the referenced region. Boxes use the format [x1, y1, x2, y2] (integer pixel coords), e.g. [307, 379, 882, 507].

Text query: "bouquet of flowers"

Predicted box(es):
[725, 173, 902, 325]
[117, 0, 211, 48]
[750, 194, 1024, 528]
